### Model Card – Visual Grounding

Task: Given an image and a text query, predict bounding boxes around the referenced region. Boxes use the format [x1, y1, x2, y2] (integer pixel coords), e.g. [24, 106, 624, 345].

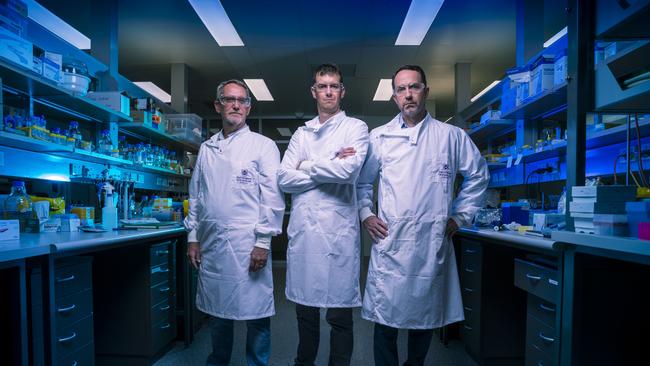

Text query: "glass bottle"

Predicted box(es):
[4, 181, 33, 232]
[145, 144, 154, 166]
[98, 129, 113, 155]
[68, 121, 83, 147]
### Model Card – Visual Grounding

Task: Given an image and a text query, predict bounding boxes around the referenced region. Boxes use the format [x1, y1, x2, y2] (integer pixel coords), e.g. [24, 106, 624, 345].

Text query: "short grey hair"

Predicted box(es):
[216, 79, 251, 100]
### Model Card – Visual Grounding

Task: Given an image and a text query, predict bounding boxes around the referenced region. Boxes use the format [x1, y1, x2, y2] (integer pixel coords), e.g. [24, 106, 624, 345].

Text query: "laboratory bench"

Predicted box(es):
[0, 227, 197, 366]
[454, 228, 650, 366]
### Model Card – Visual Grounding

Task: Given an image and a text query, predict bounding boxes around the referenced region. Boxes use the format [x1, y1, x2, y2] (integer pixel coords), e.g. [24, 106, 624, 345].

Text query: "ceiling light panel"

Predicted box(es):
[543, 26, 567, 48]
[244, 79, 274, 101]
[187, 0, 244, 46]
[276, 128, 292, 137]
[470, 80, 500, 103]
[134, 82, 172, 103]
[25, 0, 91, 49]
[373, 79, 394, 101]
[395, 0, 445, 46]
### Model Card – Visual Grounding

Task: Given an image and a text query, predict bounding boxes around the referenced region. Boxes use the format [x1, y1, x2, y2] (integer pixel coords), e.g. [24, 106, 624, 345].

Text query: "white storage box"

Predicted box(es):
[42, 51, 62, 82]
[166, 114, 203, 144]
[87, 91, 130, 115]
[593, 214, 628, 237]
[554, 50, 567, 86]
[0, 219, 19, 241]
[529, 55, 554, 97]
[0, 25, 32, 69]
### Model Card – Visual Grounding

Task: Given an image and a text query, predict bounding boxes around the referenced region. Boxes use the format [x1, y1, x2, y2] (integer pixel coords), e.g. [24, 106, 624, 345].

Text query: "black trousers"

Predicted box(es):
[294, 303, 353, 366]
[373, 322, 434, 366]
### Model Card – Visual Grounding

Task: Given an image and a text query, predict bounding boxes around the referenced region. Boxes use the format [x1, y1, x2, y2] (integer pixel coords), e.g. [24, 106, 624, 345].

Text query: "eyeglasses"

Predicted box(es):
[394, 82, 426, 96]
[312, 83, 344, 93]
[218, 96, 251, 107]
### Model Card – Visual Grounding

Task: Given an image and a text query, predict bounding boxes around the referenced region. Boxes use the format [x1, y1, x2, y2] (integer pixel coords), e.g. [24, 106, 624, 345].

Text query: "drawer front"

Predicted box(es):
[56, 315, 94, 361]
[460, 316, 481, 358]
[461, 239, 483, 258]
[528, 294, 557, 329]
[150, 242, 172, 267]
[54, 262, 92, 299]
[151, 297, 175, 326]
[514, 259, 560, 304]
[57, 341, 94, 366]
[526, 313, 559, 361]
[150, 263, 172, 287]
[526, 342, 557, 366]
[151, 318, 176, 354]
[55, 289, 93, 333]
[150, 281, 173, 306]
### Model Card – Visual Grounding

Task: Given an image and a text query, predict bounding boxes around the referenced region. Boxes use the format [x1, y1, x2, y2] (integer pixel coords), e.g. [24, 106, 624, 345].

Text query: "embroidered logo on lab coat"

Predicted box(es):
[437, 162, 452, 181]
[236, 169, 254, 185]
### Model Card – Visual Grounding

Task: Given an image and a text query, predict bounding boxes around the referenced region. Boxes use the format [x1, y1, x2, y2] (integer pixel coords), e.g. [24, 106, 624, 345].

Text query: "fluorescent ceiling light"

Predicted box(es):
[470, 80, 500, 103]
[25, 0, 91, 49]
[134, 82, 171, 103]
[187, 0, 244, 46]
[244, 79, 274, 101]
[395, 0, 445, 45]
[373, 79, 394, 101]
[276, 128, 292, 137]
[543, 26, 567, 48]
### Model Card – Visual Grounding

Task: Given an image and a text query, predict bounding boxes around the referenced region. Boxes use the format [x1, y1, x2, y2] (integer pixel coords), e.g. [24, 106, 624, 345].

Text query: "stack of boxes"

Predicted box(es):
[0, 0, 32, 70]
[570, 185, 637, 235]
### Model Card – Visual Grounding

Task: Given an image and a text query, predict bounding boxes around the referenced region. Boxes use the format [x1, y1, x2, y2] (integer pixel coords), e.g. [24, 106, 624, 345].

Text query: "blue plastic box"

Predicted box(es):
[626, 201, 650, 238]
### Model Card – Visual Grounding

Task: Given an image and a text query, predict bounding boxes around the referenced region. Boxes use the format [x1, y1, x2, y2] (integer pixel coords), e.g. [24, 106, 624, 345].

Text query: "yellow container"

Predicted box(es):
[30, 196, 65, 215]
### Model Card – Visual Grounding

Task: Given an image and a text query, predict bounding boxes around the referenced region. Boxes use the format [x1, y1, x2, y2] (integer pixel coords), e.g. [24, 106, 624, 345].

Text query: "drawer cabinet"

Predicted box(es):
[94, 239, 177, 366]
[457, 238, 526, 365]
[514, 258, 561, 366]
[30, 257, 95, 366]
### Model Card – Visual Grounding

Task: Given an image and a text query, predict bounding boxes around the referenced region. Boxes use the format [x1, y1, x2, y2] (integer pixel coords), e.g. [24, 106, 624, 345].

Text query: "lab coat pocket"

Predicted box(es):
[429, 154, 453, 185]
[231, 161, 259, 191]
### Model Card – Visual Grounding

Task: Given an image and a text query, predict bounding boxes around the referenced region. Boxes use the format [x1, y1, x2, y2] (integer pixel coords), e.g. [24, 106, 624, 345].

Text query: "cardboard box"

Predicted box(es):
[0, 25, 32, 69]
[60, 218, 81, 232]
[131, 110, 153, 126]
[554, 51, 567, 86]
[25, 218, 61, 233]
[87, 92, 130, 116]
[0, 219, 19, 241]
[529, 56, 554, 97]
[480, 110, 501, 125]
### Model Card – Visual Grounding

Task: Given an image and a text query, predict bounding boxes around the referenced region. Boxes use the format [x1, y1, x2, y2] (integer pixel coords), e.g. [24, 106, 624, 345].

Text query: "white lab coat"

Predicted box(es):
[357, 113, 489, 329]
[278, 111, 369, 307]
[184, 125, 285, 320]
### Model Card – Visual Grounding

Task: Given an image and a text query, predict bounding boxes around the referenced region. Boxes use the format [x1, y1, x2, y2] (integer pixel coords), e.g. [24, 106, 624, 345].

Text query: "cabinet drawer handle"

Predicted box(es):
[464, 267, 475, 273]
[58, 332, 77, 343]
[57, 304, 76, 313]
[159, 267, 170, 273]
[463, 324, 473, 330]
[56, 275, 75, 283]
[160, 323, 171, 329]
[160, 304, 171, 311]
[538, 332, 555, 343]
[539, 303, 555, 312]
[463, 287, 475, 293]
[156, 250, 169, 256]
[526, 273, 542, 281]
[464, 249, 477, 254]
[464, 306, 473, 312]
[159, 286, 171, 292]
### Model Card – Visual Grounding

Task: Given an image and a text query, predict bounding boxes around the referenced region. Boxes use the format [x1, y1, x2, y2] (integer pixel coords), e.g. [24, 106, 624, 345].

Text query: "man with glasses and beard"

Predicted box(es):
[185, 79, 285, 366]
[278, 63, 369, 366]
[357, 65, 489, 366]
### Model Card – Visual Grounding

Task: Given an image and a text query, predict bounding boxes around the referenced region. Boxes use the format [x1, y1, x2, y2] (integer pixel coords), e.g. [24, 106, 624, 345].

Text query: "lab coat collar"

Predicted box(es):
[383, 112, 432, 145]
[205, 124, 250, 147]
[304, 110, 346, 133]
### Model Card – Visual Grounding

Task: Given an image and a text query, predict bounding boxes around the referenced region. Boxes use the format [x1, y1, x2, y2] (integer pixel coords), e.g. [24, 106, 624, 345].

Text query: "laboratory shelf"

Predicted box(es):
[132, 164, 191, 179]
[0, 131, 135, 168]
[487, 162, 507, 169]
[595, 61, 650, 113]
[0, 59, 132, 123]
[119, 123, 200, 152]
[595, 0, 650, 39]
[69, 149, 134, 167]
[499, 141, 567, 165]
[468, 119, 515, 145]
[0, 131, 72, 153]
[457, 80, 505, 121]
[501, 83, 568, 120]
[586, 117, 650, 149]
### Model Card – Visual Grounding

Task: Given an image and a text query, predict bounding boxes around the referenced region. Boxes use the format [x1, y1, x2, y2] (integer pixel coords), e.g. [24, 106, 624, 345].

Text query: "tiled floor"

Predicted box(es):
[154, 261, 477, 366]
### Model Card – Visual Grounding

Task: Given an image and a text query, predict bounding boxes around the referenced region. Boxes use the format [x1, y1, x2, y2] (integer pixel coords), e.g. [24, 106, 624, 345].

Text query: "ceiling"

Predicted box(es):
[38, 0, 567, 126]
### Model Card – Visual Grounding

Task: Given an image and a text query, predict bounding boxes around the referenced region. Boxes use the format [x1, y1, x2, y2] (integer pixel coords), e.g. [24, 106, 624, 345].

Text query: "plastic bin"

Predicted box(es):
[166, 114, 203, 145]
[502, 202, 530, 225]
[626, 201, 650, 238]
[593, 214, 628, 237]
